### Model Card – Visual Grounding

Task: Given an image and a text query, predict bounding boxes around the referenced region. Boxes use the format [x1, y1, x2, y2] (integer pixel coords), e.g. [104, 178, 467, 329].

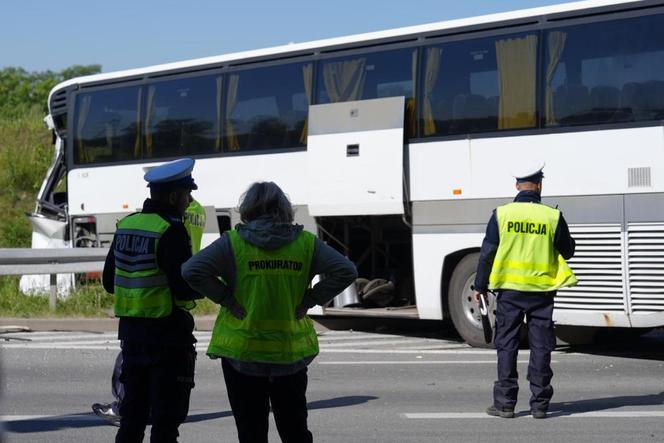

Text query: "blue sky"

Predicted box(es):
[2, 0, 577, 73]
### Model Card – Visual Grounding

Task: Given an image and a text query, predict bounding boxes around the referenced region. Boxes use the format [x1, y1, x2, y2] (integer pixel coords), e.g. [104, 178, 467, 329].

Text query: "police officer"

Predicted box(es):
[102, 158, 201, 442]
[93, 197, 208, 427]
[184, 198, 207, 254]
[182, 181, 357, 443]
[473, 162, 577, 419]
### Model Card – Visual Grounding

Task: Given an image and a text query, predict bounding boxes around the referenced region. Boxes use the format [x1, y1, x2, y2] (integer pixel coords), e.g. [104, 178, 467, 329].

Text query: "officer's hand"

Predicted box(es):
[295, 303, 309, 320]
[473, 291, 483, 303]
[228, 300, 246, 320]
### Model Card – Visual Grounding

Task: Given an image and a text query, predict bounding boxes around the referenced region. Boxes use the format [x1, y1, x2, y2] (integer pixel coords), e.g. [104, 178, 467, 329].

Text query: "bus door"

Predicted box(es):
[306, 96, 405, 216]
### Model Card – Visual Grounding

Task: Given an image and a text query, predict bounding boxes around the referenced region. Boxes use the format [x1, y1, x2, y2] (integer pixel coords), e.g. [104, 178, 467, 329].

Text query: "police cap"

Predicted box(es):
[144, 158, 198, 191]
[512, 161, 545, 183]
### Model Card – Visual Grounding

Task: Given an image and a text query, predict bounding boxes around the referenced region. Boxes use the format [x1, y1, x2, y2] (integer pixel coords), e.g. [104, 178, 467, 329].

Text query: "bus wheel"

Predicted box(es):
[448, 252, 493, 348]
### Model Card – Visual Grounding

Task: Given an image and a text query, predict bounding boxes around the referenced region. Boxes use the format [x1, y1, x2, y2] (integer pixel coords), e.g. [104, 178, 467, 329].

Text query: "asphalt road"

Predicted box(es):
[1, 319, 663, 443]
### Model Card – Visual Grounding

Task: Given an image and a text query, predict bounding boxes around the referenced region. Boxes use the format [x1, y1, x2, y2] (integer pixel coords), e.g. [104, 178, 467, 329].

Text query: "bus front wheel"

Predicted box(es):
[448, 252, 494, 348]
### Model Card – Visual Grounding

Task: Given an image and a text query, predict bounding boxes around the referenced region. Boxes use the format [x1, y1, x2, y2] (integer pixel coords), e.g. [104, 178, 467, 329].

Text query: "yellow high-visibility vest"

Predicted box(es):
[489, 202, 577, 292]
[207, 229, 319, 363]
[114, 213, 173, 318]
[184, 199, 206, 253]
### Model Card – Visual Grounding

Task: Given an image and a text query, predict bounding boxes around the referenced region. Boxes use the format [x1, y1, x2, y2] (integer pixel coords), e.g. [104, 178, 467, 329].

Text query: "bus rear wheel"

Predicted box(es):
[448, 253, 494, 348]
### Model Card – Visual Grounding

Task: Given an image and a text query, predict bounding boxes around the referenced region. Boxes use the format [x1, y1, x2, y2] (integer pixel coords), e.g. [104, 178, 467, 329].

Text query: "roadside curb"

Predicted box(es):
[0, 316, 218, 332]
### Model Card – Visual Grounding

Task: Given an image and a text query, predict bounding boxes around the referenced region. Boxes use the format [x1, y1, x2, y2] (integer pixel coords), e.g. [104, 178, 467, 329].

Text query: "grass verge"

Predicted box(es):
[0, 277, 220, 318]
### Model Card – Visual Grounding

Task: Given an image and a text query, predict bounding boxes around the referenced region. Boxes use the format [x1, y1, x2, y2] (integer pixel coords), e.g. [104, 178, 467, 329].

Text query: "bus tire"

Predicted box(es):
[448, 252, 493, 348]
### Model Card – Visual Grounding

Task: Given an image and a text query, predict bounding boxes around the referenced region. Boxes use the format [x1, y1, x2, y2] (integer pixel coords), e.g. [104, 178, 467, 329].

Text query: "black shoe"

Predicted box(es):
[92, 402, 121, 426]
[486, 405, 515, 418]
[531, 409, 547, 419]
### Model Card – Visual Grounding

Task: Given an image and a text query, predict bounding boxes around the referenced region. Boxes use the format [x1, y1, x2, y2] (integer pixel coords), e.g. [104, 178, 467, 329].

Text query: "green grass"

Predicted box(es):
[0, 276, 220, 318]
[0, 109, 53, 248]
[0, 109, 223, 318]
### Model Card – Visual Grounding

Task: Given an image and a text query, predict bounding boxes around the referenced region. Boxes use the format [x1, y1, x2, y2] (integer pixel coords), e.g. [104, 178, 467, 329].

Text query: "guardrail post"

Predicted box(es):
[49, 274, 57, 311]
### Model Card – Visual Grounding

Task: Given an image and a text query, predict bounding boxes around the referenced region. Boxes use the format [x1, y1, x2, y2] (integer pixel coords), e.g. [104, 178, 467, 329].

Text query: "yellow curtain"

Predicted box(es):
[144, 85, 156, 158]
[496, 35, 538, 129]
[225, 74, 240, 151]
[406, 49, 418, 138]
[299, 64, 313, 145]
[422, 47, 441, 136]
[322, 58, 366, 102]
[545, 31, 567, 126]
[133, 88, 143, 158]
[215, 76, 223, 151]
[76, 95, 92, 163]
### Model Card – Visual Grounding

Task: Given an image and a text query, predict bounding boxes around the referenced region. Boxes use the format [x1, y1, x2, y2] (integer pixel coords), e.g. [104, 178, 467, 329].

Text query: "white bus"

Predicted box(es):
[28, 0, 664, 346]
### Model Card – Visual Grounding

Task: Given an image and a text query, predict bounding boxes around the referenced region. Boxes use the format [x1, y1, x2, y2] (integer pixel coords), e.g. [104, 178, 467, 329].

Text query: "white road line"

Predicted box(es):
[319, 349, 499, 354]
[1, 414, 99, 422]
[320, 338, 436, 348]
[1, 333, 118, 341]
[318, 334, 441, 342]
[318, 360, 552, 365]
[1, 345, 121, 350]
[404, 411, 664, 419]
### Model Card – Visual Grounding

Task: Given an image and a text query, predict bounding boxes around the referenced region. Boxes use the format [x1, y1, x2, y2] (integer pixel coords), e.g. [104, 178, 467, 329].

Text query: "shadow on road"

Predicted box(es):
[558, 328, 664, 361]
[185, 395, 378, 424]
[314, 316, 462, 342]
[544, 391, 664, 417]
[6, 395, 379, 433]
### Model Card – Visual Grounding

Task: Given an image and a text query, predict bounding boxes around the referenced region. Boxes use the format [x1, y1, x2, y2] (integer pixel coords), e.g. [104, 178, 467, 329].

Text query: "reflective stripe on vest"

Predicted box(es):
[207, 229, 319, 363]
[489, 202, 577, 292]
[114, 213, 173, 318]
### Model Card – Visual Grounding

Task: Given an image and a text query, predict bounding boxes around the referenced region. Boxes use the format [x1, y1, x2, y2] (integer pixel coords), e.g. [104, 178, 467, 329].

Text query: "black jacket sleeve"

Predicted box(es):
[102, 237, 116, 294]
[158, 222, 202, 301]
[554, 212, 576, 260]
[181, 233, 235, 307]
[473, 210, 499, 294]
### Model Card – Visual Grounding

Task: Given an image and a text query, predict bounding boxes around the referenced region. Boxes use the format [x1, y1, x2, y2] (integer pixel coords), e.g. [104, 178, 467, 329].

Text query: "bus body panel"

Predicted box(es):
[412, 231, 484, 320]
[68, 152, 310, 217]
[409, 127, 664, 204]
[307, 97, 405, 216]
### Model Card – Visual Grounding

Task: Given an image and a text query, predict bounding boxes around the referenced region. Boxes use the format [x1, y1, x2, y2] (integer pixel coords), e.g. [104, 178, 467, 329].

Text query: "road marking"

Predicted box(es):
[1, 414, 100, 422]
[404, 411, 664, 419]
[320, 349, 498, 354]
[318, 360, 552, 365]
[320, 338, 436, 348]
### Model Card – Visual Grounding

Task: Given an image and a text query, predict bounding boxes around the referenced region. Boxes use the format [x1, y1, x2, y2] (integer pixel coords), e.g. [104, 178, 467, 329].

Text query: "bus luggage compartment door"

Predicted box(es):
[306, 96, 405, 216]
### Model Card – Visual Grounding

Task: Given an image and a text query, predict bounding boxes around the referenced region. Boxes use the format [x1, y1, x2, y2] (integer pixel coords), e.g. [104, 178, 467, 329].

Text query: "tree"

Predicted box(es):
[0, 64, 102, 118]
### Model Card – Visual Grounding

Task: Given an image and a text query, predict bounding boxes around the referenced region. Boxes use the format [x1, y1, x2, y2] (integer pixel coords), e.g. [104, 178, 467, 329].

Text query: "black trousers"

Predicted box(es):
[493, 290, 555, 412]
[222, 359, 313, 443]
[115, 342, 196, 443]
[111, 351, 124, 414]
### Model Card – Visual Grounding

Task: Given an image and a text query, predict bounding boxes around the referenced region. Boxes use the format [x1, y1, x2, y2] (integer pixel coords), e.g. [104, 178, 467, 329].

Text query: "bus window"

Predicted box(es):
[223, 62, 312, 152]
[316, 47, 417, 137]
[73, 86, 141, 165]
[545, 13, 664, 127]
[144, 75, 221, 158]
[420, 32, 538, 137]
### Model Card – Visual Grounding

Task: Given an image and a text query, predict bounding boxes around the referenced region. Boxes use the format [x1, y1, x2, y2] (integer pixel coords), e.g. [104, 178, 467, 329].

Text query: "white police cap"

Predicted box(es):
[512, 161, 545, 183]
[144, 158, 198, 190]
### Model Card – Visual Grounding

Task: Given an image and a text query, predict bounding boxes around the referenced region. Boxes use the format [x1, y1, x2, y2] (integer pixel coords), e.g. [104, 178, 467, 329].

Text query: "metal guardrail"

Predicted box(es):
[0, 248, 109, 311]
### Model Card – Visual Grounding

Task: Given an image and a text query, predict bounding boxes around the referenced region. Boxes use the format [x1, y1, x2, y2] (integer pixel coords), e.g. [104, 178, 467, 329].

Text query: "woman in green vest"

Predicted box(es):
[183, 181, 357, 443]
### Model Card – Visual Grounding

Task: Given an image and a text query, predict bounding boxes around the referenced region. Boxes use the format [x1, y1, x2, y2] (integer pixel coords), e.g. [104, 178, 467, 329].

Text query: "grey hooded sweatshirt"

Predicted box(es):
[182, 216, 357, 376]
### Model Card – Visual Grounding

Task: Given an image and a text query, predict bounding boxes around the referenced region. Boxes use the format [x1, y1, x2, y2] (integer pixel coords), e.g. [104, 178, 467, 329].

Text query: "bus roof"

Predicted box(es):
[48, 0, 645, 106]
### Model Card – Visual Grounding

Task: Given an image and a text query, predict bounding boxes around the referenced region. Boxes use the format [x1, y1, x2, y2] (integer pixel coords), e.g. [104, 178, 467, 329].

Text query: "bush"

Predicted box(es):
[0, 110, 53, 247]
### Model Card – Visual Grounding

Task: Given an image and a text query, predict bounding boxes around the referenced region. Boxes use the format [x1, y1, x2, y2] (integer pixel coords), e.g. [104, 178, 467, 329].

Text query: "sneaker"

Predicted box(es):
[531, 409, 547, 419]
[92, 402, 121, 426]
[486, 405, 515, 418]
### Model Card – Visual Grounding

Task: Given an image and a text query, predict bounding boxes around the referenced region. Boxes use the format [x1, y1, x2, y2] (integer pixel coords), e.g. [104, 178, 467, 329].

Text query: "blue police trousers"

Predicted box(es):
[493, 290, 556, 412]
